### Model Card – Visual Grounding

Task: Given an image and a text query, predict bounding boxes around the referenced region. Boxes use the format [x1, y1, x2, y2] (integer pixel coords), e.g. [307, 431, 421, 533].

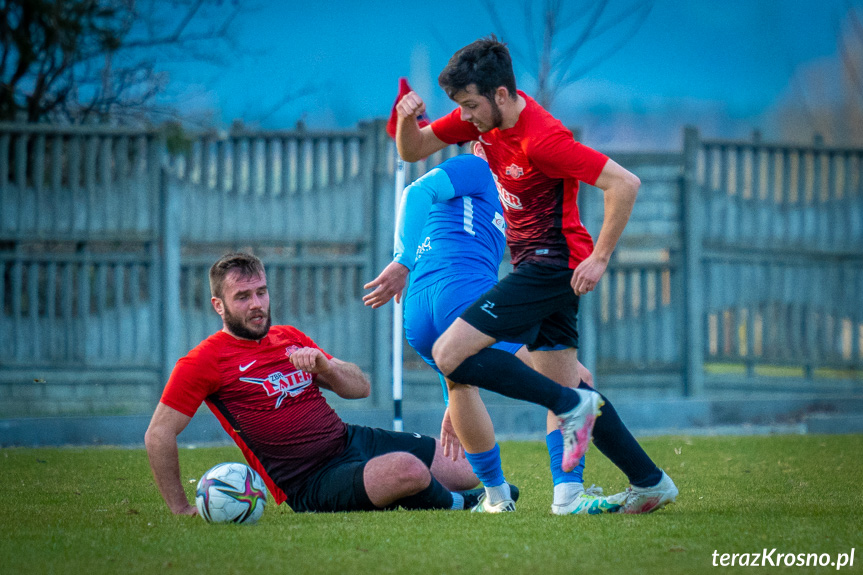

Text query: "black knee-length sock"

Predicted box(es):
[447, 348, 580, 415]
[580, 382, 662, 488]
[395, 477, 454, 510]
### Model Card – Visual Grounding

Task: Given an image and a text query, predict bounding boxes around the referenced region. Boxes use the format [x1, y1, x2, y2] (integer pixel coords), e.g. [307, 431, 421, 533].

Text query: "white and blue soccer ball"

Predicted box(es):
[195, 462, 267, 524]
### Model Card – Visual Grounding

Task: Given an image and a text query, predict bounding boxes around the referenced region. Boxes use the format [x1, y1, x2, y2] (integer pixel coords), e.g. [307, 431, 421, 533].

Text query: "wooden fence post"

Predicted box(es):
[681, 126, 705, 396]
[158, 133, 182, 389]
[361, 119, 393, 408]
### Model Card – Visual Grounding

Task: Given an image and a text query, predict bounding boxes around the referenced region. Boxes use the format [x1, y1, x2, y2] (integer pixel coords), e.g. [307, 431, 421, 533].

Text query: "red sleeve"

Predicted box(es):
[430, 107, 480, 145]
[160, 346, 221, 417]
[528, 130, 608, 186]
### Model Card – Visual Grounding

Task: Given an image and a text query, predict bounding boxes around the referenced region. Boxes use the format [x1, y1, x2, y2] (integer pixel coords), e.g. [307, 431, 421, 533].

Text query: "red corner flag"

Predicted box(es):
[386, 77, 430, 139]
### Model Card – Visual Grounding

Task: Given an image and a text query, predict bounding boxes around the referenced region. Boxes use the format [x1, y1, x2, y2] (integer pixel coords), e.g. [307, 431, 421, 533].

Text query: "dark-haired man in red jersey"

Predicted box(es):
[395, 35, 677, 514]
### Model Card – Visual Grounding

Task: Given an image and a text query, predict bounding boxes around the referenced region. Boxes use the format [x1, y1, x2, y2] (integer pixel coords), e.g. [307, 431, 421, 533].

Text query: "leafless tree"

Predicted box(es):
[0, 0, 244, 125]
[480, 0, 653, 111]
[777, 4, 863, 146]
[838, 3, 863, 144]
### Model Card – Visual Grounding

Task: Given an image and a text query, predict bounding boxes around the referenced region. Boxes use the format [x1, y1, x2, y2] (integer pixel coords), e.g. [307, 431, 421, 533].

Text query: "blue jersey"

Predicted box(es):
[394, 154, 507, 293]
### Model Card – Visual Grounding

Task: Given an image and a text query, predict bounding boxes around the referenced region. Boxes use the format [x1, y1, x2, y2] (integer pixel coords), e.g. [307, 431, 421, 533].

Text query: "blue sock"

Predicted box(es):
[546, 429, 585, 485]
[464, 444, 506, 488]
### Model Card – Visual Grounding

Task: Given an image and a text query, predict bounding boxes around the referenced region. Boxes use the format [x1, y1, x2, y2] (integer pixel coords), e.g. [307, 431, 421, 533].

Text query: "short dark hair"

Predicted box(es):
[438, 35, 517, 101]
[209, 252, 265, 298]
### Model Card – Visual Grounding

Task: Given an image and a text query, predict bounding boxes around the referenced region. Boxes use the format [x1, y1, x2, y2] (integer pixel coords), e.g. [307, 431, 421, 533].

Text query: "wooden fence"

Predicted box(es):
[0, 121, 860, 417]
[578, 128, 863, 395]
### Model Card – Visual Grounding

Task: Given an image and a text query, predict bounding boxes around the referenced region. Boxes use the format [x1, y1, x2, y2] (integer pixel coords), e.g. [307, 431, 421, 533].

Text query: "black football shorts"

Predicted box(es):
[460, 260, 580, 352]
[286, 424, 436, 513]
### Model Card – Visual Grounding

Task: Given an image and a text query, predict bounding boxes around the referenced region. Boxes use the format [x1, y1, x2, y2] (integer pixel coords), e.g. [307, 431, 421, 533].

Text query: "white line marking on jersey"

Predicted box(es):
[463, 196, 475, 236]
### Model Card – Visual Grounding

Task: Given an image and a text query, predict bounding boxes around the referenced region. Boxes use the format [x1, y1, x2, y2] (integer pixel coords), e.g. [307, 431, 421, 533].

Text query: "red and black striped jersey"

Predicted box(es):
[431, 92, 608, 269]
[160, 325, 347, 504]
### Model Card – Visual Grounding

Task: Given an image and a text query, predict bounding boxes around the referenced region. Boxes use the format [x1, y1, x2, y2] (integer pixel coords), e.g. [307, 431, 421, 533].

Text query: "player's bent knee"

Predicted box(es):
[432, 338, 461, 376]
[372, 452, 430, 493]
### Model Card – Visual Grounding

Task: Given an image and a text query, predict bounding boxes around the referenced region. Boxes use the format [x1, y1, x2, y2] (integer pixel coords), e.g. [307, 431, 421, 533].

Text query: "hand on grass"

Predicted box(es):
[174, 503, 198, 516]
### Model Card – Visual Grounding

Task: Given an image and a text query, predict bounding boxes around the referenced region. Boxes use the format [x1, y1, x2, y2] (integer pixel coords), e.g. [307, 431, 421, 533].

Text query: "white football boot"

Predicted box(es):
[610, 471, 678, 514]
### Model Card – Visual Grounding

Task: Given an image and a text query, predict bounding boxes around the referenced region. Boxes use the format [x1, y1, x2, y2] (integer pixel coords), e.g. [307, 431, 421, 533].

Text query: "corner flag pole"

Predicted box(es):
[386, 77, 425, 433]
[392, 153, 406, 432]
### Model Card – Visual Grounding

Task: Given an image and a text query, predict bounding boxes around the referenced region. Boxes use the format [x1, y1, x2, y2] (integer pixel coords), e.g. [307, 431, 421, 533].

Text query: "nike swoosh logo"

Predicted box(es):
[239, 361, 256, 372]
[478, 135, 491, 145]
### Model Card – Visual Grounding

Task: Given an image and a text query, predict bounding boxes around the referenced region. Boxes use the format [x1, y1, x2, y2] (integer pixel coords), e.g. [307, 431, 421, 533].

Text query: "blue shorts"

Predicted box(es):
[404, 273, 522, 374]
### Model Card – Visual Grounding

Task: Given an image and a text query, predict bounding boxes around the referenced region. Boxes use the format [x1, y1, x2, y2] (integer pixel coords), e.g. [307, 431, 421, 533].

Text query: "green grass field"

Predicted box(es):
[2, 435, 861, 574]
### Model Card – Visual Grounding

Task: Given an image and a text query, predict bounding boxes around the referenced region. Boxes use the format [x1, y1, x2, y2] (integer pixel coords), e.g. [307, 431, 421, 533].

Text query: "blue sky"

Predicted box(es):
[160, 0, 863, 147]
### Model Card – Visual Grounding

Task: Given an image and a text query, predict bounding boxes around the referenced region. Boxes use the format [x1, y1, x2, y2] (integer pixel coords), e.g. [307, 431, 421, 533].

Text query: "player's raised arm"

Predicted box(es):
[571, 159, 640, 297]
[288, 347, 371, 399]
[395, 91, 447, 162]
[144, 403, 197, 516]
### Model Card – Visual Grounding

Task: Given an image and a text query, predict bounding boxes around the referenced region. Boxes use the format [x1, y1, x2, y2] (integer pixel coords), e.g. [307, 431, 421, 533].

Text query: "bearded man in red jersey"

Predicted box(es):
[145, 252, 490, 514]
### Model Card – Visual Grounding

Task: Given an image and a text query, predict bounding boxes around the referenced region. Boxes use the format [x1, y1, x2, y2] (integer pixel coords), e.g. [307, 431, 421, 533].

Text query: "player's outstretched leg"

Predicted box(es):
[444, 348, 600, 469]
[587, 391, 678, 513]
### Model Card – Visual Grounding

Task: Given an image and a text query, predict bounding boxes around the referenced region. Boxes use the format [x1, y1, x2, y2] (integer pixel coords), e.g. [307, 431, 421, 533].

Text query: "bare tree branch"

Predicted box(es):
[255, 81, 320, 124]
[522, 1, 539, 76]
[839, 30, 863, 106]
[480, 0, 529, 66]
[841, 4, 863, 104]
[559, 1, 653, 86]
[478, 0, 654, 111]
[1, 0, 253, 124]
[555, 0, 609, 69]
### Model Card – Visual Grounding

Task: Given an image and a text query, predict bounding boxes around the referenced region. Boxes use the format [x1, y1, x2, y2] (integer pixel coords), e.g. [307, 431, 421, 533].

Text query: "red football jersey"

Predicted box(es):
[431, 92, 608, 269]
[161, 325, 347, 504]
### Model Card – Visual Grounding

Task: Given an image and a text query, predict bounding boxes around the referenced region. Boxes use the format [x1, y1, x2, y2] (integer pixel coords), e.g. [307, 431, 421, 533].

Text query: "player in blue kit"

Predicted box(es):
[364, 143, 617, 514]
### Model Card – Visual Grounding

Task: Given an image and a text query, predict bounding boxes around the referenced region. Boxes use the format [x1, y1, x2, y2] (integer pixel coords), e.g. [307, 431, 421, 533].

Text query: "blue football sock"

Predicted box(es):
[464, 444, 506, 488]
[546, 429, 585, 485]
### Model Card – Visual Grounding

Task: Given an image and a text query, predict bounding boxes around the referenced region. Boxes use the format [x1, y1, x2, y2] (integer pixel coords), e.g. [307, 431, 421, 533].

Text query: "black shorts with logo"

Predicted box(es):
[285, 424, 436, 513]
[460, 260, 579, 352]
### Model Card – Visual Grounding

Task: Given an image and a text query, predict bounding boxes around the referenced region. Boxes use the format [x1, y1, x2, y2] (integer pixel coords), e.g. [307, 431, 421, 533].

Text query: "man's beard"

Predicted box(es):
[223, 305, 271, 340]
[489, 98, 503, 130]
